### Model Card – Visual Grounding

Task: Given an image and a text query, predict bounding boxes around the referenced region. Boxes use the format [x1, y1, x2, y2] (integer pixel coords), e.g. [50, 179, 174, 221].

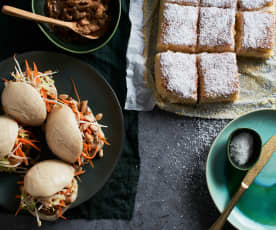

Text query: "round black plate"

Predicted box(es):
[0, 51, 124, 211]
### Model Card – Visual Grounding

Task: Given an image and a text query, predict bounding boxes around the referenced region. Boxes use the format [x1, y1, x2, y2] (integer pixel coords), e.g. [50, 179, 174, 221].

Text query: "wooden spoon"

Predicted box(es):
[209, 134, 276, 230]
[1, 5, 99, 40]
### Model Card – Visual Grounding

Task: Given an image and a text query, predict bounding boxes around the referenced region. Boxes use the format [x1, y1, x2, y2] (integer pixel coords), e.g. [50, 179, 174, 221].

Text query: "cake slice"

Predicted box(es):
[198, 53, 239, 103]
[157, 3, 199, 53]
[238, 0, 274, 11]
[164, 0, 200, 6]
[155, 51, 198, 104]
[236, 11, 274, 58]
[200, 0, 237, 8]
[198, 7, 236, 52]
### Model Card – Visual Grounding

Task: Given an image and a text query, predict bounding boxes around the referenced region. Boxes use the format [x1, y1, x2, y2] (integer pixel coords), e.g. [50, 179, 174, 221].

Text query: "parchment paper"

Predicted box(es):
[125, 0, 276, 119]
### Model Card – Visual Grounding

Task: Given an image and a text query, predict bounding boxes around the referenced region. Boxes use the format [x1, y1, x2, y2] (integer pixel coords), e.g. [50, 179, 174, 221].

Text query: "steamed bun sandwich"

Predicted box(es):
[1, 56, 57, 126]
[16, 160, 78, 226]
[0, 116, 40, 173]
[45, 93, 109, 171]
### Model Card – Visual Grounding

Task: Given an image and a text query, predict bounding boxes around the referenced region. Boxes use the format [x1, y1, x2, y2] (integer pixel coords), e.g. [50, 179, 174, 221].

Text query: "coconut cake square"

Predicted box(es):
[157, 3, 199, 53]
[198, 7, 236, 52]
[198, 53, 239, 103]
[155, 51, 198, 104]
[236, 11, 274, 58]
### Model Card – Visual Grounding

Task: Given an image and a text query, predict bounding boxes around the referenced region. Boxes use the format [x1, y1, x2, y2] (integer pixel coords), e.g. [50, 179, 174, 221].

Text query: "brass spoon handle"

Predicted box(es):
[209, 186, 247, 230]
[1, 5, 71, 29]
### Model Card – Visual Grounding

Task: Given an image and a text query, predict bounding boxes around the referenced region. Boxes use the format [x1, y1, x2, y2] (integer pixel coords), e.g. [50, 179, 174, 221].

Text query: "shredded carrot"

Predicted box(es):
[15, 204, 22, 216]
[83, 143, 88, 154]
[71, 78, 80, 105]
[81, 152, 94, 160]
[65, 187, 71, 195]
[58, 206, 67, 220]
[2, 78, 8, 82]
[77, 157, 81, 166]
[49, 94, 58, 100]
[17, 147, 28, 166]
[74, 170, 85, 176]
[87, 144, 92, 152]
[46, 100, 57, 104]
[17, 181, 24, 185]
[86, 128, 92, 134]
[15, 195, 21, 199]
[25, 60, 32, 80]
[58, 98, 71, 105]
[59, 200, 66, 207]
[17, 138, 40, 151]
[33, 62, 40, 84]
[89, 160, 94, 168]
[40, 88, 51, 112]
[98, 133, 110, 145]
[90, 146, 99, 159]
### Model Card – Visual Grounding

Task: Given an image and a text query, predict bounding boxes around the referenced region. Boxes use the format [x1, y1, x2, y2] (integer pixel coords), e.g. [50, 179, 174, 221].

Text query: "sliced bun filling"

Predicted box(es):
[20, 178, 78, 226]
[0, 126, 40, 173]
[57, 95, 108, 171]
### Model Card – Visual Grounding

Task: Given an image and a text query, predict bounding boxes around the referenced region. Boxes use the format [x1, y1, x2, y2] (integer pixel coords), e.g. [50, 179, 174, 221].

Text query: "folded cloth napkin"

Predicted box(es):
[0, 0, 140, 220]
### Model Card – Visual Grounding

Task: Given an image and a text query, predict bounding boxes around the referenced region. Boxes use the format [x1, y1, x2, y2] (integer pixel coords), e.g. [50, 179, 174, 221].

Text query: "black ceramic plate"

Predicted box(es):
[0, 51, 124, 211]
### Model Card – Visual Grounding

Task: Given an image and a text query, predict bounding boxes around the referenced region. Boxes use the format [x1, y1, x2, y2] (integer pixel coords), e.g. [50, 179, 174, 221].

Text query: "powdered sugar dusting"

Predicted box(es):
[199, 53, 238, 97]
[166, 0, 200, 6]
[239, 0, 273, 10]
[198, 7, 235, 48]
[241, 11, 274, 49]
[160, 51, 197, 99]
[162, 4, 198, 46]
[201, 0, 237, 8]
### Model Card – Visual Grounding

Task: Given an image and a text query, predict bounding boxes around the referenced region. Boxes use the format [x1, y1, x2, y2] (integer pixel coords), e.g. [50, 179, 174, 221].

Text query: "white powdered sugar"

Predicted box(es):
[201, 0, 237, 8]
[162, 4, 198, 46]
[199, 53, 238, 97]
[166, 0, 200, 6]
[198, 7, 235, 48]
[239, 0, 273, 10]
[160, 51, 197, 99]
[230, 132, 254, 166]
[241, 11, 274, 49]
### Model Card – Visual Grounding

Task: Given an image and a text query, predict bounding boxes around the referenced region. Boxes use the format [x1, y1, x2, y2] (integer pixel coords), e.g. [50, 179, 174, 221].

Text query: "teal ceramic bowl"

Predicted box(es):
[32, 0, 121, 54]
[206, 109, 276, 230]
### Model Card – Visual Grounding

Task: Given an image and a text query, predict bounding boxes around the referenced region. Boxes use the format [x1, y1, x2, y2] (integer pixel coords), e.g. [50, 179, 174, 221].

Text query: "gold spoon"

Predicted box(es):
[209, 134, 276, 230]
[1, 5, 99, 40]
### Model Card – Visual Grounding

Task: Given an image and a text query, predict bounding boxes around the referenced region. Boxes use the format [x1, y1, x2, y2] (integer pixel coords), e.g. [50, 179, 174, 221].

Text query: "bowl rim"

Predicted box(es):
[205, 108, 276, 230]
[31, 0, 122, 54]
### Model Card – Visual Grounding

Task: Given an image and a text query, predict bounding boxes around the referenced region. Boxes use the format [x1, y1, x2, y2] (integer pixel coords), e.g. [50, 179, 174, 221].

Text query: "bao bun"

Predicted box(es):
[1, 82, 47, 126]
[0, 116, 18, 158]
[29, 178, 78, 221]
[24, 160, 75, 197]
[45, 105, 82, 163]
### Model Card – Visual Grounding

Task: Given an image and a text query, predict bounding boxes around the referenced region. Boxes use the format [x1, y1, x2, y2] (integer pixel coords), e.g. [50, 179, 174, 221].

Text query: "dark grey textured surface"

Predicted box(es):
[0, 109, 236, 230]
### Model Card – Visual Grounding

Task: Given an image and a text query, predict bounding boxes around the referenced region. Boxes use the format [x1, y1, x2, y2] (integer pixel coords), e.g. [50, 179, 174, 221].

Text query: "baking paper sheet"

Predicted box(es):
[125, 0, 276, 119]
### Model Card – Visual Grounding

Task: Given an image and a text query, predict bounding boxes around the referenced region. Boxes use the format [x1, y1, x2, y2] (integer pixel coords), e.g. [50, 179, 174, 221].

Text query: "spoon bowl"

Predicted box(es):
[227, 128, 262, 171]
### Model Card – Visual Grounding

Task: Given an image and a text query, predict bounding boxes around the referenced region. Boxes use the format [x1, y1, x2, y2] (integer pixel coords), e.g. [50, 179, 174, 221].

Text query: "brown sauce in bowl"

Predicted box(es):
[46, 0, 111, 40]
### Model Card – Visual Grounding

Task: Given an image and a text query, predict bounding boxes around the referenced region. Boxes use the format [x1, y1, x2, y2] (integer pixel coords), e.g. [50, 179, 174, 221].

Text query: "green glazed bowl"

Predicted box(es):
[32, 0, 121, 54]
